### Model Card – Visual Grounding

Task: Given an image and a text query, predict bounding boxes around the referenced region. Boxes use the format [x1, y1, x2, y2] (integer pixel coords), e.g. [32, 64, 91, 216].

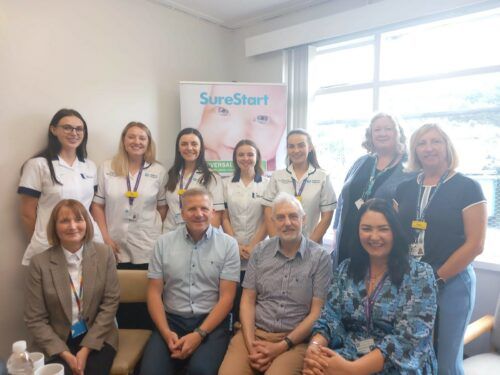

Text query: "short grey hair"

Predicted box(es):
[271, 192, 305, 216]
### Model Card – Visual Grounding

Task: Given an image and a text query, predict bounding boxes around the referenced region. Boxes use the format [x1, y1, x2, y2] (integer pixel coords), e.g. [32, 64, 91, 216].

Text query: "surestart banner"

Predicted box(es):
[179, 81, 288, 174]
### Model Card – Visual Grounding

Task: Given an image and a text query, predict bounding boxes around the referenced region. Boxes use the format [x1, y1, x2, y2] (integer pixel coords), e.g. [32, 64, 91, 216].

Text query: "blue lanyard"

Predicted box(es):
[362, 155, 398, 200]
[178, 168, 196, 209]
[126, 161, 145, 206]
[415, 170, 449, 221]
[292, 178, 308, 199]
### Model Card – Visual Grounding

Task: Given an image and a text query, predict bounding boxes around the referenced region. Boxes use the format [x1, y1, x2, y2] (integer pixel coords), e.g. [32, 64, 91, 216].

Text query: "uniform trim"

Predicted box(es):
[462, 200, 487, 212]
[17, 186, 42, 198]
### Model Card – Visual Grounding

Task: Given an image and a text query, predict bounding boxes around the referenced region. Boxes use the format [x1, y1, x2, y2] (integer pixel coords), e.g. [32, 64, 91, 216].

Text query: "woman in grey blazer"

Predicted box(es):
[25, 199, 119, 375]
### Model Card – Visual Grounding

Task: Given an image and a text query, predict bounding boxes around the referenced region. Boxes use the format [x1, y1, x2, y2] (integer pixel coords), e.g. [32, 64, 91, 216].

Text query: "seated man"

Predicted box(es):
[141, 188, 240, 375]
[219, 192, 333, 375]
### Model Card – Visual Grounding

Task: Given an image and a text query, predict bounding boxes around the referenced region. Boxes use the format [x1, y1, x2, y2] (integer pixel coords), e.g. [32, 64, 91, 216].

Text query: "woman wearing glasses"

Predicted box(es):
[18, 109, 102, 266]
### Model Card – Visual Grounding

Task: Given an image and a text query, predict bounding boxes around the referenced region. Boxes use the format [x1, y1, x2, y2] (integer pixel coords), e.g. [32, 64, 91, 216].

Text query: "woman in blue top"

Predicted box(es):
[334, 113, 412, 266]
[394, 123, 487, 375]
[303, 199, 437, 375]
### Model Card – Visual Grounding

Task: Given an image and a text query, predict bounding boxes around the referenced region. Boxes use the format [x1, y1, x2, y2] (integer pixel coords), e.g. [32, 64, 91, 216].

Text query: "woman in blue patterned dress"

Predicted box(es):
[303, 199, 437, 375]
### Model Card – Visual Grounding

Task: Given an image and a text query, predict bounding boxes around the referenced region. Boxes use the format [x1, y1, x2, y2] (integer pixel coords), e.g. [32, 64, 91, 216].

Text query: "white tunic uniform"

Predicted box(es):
[18, 156, 103, 265]
[262, 165, 337, 237]
[93, 160, 167, 264]
[223, 174, 269, 270]
[163, 169, 224, 233]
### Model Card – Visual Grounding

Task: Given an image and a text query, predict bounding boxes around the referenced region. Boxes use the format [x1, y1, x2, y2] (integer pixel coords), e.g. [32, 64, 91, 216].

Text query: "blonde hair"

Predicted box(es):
[362, 112, 407, 157]
[111, 122, 157, 177]
[47, 199, 94, 246]
[407, 123, 458, 172]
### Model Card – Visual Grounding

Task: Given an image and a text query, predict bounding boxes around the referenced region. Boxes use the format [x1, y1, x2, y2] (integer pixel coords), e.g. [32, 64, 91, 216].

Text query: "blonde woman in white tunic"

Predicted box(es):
[92, 122, 167, 267]
[262, 129, 337, 244]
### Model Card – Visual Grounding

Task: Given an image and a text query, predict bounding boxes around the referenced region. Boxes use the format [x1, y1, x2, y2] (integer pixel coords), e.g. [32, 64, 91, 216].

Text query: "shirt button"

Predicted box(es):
[192, 264, 195, 267]
[192, 282, 195, 286]
[284, 275, 288, 278]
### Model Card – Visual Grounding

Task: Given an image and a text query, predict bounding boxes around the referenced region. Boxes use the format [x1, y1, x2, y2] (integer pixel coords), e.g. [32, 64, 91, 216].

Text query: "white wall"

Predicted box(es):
[0, 0, 232, 358]
[228, 0, 373, 83]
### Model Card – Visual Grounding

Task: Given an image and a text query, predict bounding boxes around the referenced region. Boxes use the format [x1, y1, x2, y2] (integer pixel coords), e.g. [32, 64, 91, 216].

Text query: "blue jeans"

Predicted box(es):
[437, 265, 475, 375]
[140, 313, 231, 375]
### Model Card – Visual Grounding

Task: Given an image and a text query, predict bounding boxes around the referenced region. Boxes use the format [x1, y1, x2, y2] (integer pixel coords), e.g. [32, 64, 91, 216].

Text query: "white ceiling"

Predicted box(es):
[150, 0, 331, 29]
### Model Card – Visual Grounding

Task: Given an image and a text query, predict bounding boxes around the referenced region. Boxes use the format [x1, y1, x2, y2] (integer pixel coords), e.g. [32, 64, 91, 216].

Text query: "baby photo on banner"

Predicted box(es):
[179, 81, 288, 174]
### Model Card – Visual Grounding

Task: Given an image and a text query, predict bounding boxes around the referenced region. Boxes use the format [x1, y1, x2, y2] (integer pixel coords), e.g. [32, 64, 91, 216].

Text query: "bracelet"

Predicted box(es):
[283, 337, 294, 351]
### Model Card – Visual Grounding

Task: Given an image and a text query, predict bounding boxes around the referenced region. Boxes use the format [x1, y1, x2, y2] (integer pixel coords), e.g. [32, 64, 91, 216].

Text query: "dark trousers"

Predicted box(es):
[140, 313, 231, 375]
[116, 262, 154, 330]
[47, 334, 116, 375]
[231, 271, 246, 324]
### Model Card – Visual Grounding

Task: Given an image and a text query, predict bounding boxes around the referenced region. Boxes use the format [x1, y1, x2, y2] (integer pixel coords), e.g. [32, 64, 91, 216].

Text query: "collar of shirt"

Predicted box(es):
[273, 235, 306, 259]
[55, 155, 85, 170]
[62, 245, 84, 265]
[286, 164, 316, 181]
[231, 173, 263, 183]
[182, 224, 214, 244]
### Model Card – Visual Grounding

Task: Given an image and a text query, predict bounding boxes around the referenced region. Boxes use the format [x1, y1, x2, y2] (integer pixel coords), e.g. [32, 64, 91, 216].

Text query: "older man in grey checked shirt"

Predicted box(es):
[219, 192, 333, 375]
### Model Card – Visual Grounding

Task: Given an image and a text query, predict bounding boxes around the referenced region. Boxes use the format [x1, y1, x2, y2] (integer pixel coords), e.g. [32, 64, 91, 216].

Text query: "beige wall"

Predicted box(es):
[0, 0, 232, 358]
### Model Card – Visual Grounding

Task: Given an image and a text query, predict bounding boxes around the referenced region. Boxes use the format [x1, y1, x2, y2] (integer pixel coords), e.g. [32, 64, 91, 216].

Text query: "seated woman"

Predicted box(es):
[25, 199, 119, 375]
[303, 199, 437, 375]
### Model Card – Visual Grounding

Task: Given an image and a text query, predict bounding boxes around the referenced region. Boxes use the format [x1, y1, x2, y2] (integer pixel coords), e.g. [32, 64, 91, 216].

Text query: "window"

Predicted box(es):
[308, 7, 500, 265]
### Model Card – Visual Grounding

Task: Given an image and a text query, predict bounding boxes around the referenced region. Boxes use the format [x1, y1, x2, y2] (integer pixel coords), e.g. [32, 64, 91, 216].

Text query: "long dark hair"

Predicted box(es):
[287, 129, 321, 169]
[348, 198, 410, 287]
[232, 139, 263, 182]
[22, 109, 88, 185]
[166, 128, 214, 192]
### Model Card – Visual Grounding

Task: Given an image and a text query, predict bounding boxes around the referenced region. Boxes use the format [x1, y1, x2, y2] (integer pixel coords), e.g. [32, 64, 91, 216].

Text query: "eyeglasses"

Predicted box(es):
[57, 124, 85, 134]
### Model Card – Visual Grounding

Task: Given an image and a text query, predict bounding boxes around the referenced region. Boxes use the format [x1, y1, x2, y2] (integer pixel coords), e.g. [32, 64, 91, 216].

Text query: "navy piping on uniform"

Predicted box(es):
[17, 186, 42, 198]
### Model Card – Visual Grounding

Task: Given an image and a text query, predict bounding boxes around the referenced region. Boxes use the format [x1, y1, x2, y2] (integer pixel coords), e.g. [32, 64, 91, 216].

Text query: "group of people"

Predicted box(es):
[18, 108, 486, 375]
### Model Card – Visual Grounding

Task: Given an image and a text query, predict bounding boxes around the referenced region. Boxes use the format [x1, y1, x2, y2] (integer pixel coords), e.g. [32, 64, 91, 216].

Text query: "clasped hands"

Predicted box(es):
[60, 347, 90, 375]
[239, 244, 252, 260]
[248, 339, 288, 372]
[303, 343, 354, 375]
[163, 330, 203, 360]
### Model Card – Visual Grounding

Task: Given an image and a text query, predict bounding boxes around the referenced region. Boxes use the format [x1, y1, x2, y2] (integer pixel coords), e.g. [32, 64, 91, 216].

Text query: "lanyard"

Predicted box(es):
[69, 273, 83, 317]
[126, 161, 145, 206]
[415, 170, 449, 222]
[362, 155, 398, 200]
[291, 178, 308, 200]
[178, 168, 196, 208]
[364, 271, 388, 331]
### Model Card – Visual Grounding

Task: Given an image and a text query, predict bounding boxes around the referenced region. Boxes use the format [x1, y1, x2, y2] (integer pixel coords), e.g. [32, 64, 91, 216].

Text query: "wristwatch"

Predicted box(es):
[283, 337, 294, 351]
[436, 277, 446, 289]
[194, 327, 208, 341]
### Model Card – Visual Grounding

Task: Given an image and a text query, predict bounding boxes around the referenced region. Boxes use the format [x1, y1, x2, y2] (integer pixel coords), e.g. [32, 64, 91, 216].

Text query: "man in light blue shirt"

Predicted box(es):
[141, 188, 240, 375]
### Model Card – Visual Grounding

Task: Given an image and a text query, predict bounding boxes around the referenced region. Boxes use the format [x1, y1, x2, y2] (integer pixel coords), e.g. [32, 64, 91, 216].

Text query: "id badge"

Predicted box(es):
[124, 208, 138, 222]
[355, 198, 365, 210]
[411, 220, 427, 230]
[125, 191, 139, 198]
[410, 242, 425, 257]
[71, 319, 87, 338]
[355, 338, 375, 355]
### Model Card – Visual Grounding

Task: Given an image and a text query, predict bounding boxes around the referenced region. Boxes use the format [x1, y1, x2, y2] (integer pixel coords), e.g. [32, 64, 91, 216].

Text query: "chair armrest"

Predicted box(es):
[464, 314, 495, 345]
